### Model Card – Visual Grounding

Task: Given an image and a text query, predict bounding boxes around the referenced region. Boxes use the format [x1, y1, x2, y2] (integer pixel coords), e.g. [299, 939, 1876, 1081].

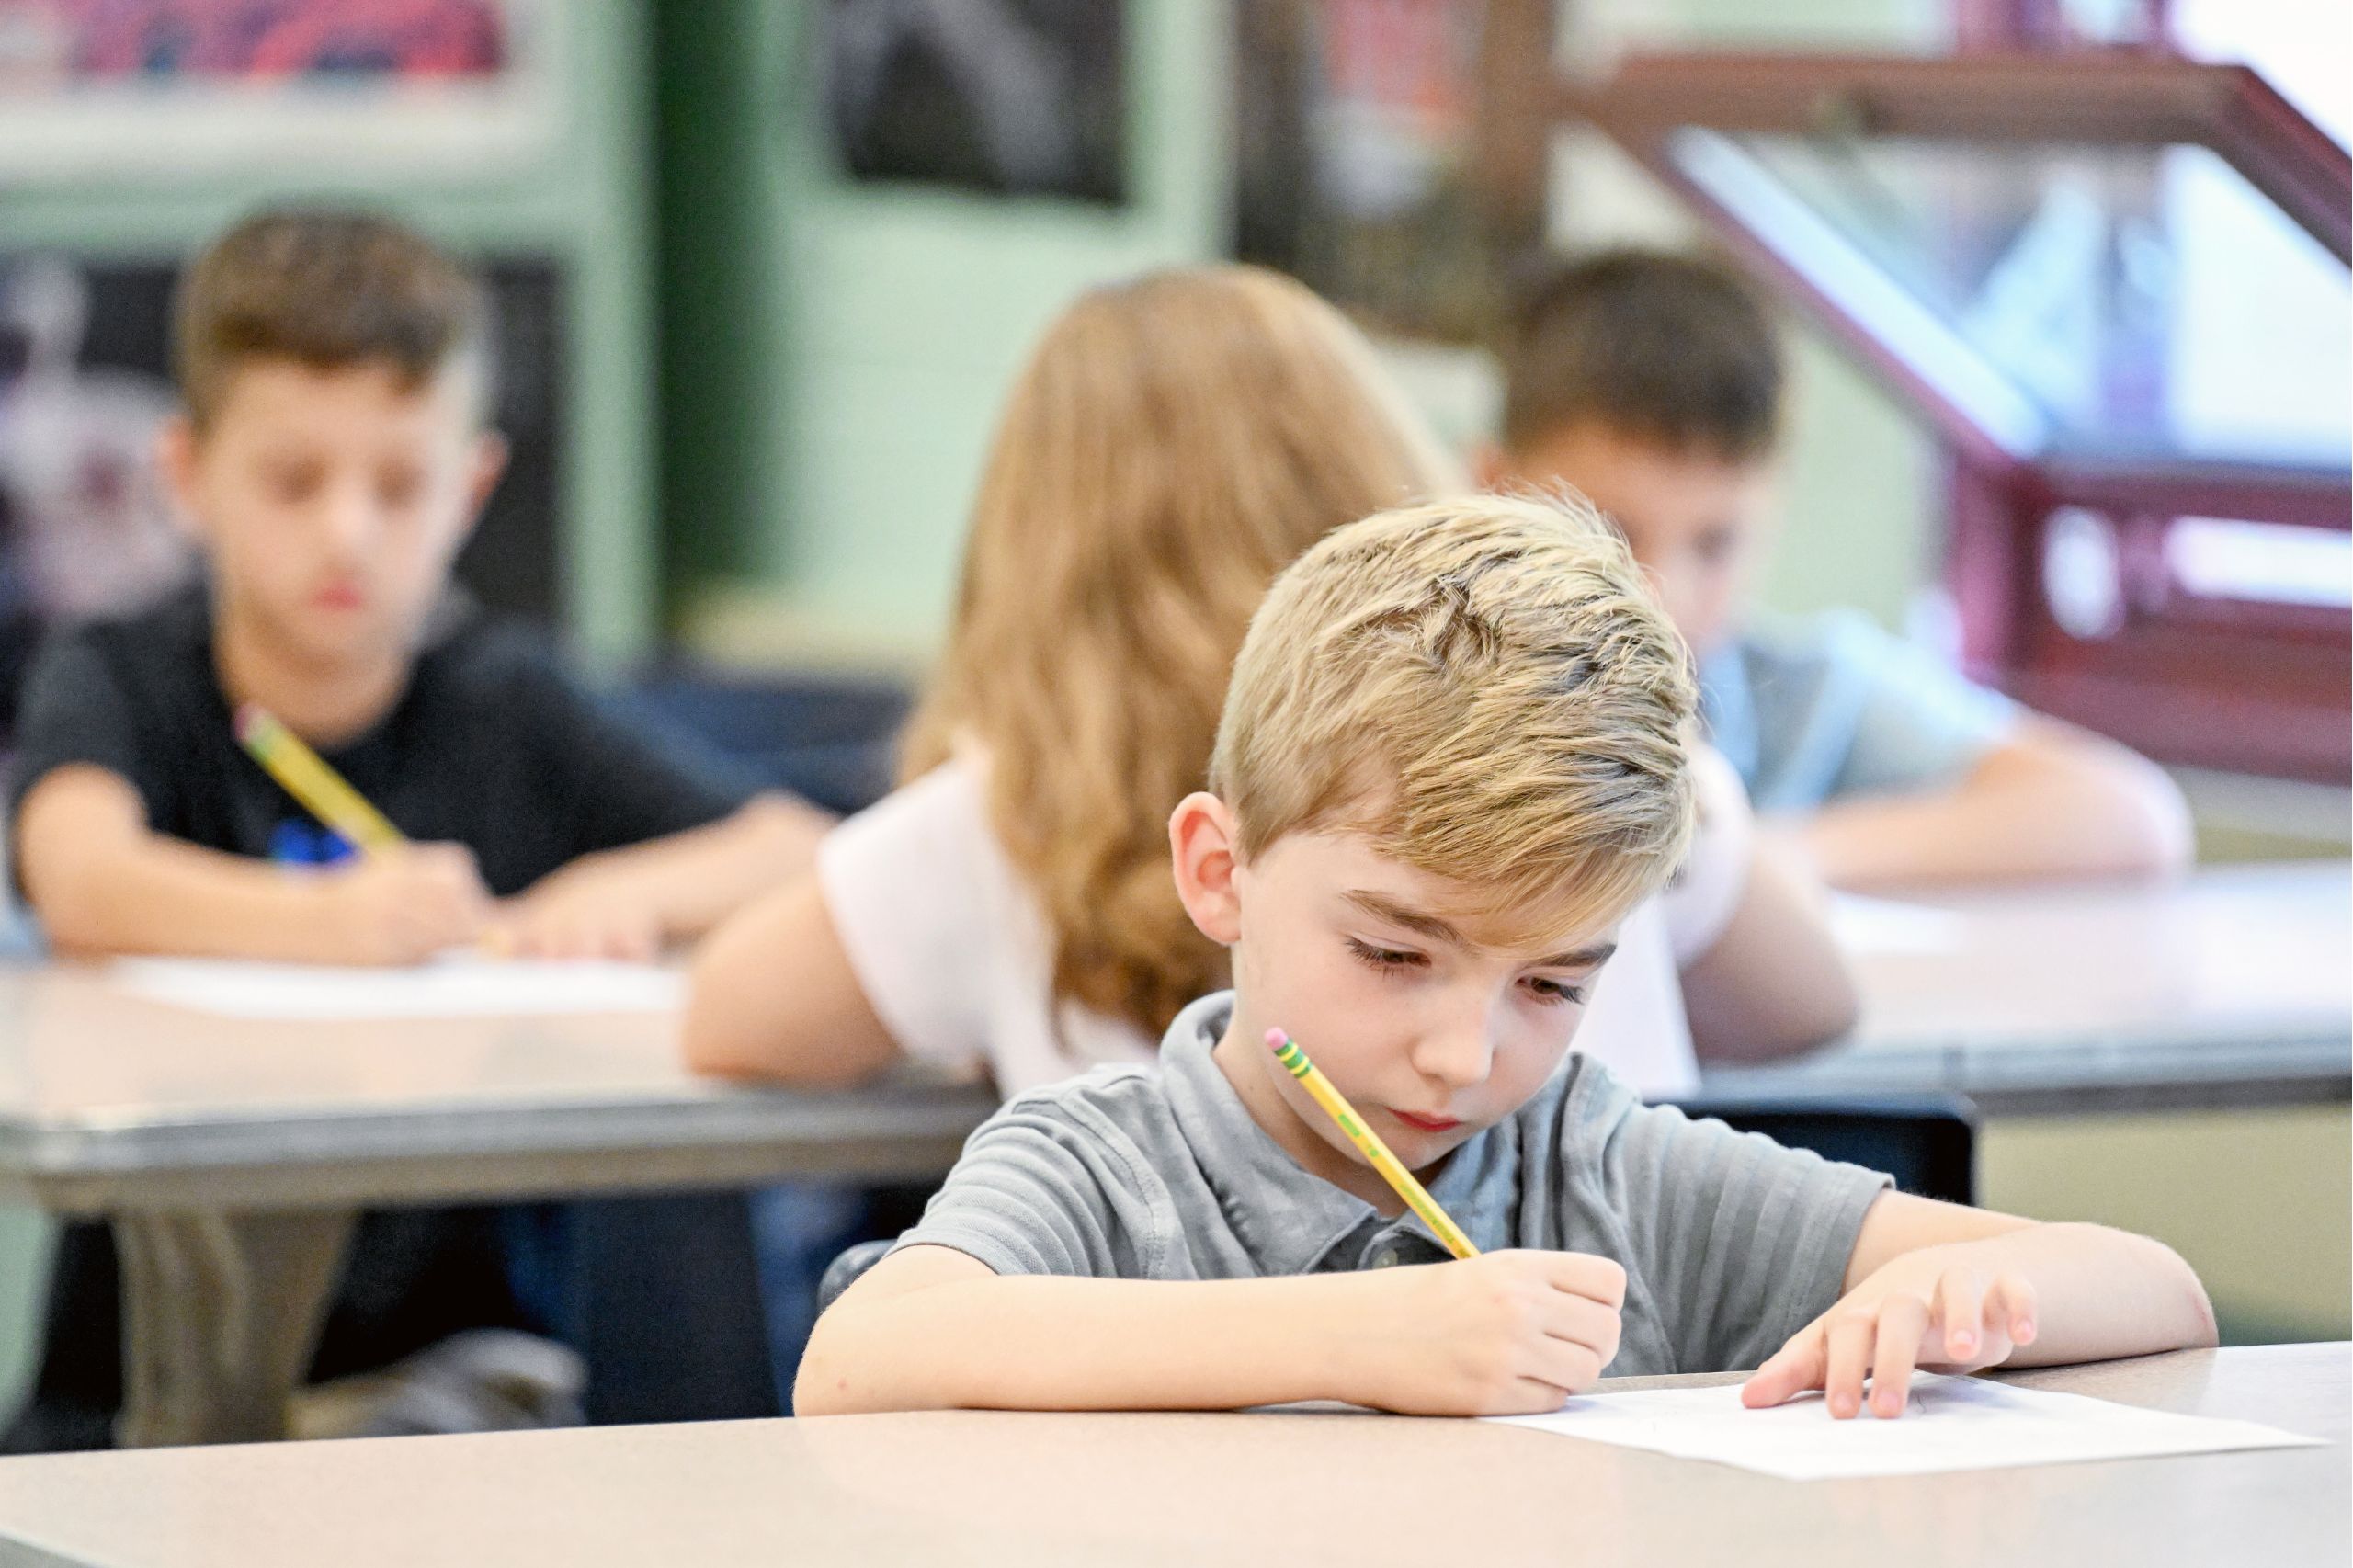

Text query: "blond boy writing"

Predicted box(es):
[800, 494, 2211, 1419]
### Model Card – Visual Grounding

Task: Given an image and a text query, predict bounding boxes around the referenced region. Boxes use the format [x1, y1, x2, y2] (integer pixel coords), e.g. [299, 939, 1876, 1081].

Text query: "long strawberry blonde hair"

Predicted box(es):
[900, 266, 1461, 1039]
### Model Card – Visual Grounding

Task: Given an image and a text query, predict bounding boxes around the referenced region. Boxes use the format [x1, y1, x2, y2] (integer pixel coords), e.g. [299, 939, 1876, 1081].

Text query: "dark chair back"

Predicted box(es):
[816, 1238, 899, 1316]
[1671, 1094, 1979, 1205]
[614, 673, 913, 816]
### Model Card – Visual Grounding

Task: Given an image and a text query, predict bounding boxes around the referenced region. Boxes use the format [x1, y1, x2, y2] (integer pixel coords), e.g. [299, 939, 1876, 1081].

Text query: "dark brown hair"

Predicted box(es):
[1499, 248, 1784, 460]
[174, 208, 489, 430]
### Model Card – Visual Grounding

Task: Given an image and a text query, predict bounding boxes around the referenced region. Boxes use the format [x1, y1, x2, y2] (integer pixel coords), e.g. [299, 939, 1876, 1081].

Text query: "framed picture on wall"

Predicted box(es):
[0, 250, 566, 735]
[817, 0, 1127, 205]
[1233, 0, 1497, 343]
[0, 0, 563, 180]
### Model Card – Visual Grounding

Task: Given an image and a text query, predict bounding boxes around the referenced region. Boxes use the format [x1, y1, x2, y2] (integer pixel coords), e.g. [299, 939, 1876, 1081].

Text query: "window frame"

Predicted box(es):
[1542, 47, 2351, 781]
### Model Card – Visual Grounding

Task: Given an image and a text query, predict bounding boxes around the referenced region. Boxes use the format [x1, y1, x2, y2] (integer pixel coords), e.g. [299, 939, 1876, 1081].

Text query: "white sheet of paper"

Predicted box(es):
[109, 956, 686, 1020]
[1826, 892, 1969, 957]
[1485, 1373, 2317, 1481]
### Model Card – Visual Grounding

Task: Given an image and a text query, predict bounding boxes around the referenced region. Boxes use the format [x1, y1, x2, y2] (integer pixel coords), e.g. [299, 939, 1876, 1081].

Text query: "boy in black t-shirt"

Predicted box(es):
[4, 209, 829, 1449]
[12, 210, 826, 960]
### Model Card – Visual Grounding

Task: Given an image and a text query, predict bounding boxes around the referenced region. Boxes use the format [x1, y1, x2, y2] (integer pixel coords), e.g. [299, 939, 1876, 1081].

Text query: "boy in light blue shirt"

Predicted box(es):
[1479, 249, 2191, 889]
[798, 494, 2213, 1418]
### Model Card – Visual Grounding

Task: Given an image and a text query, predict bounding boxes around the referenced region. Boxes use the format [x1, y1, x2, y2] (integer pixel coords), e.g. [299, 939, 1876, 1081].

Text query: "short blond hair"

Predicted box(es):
[1210, 492, 1696, 938]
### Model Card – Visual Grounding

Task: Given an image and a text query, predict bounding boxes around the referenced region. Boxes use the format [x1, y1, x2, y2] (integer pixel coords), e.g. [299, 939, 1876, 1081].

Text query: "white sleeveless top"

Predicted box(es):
[816, 748, 1755, 1100]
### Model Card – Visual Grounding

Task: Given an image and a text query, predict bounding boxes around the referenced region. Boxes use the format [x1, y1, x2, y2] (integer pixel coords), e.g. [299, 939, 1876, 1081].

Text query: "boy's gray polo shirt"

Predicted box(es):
[895, 992, 1890, 1375]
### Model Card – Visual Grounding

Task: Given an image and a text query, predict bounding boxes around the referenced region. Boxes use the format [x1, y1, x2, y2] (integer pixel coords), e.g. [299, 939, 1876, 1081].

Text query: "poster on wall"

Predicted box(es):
[0, 252, 565, 734]
[819, 0, 1126, 205]
[1233, 0, 1495, 343]
[0, 0, 563, 180]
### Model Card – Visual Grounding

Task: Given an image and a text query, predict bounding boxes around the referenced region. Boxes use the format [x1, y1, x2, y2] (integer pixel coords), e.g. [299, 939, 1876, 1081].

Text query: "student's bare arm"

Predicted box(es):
[17, 765, 487, 963]
[796, 1243, 1629, 1418]
[1792, 719, 2193, 892]
[1745, 1191, 2215, 1418]
[495, 793, 833, 959]
[1678, 839, 1858, 1063]
[680, 875, 904, 1085]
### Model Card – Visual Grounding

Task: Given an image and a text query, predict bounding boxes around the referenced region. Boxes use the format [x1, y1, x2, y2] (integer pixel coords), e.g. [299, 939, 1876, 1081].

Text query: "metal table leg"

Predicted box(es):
[113, 1209, 355, 1448]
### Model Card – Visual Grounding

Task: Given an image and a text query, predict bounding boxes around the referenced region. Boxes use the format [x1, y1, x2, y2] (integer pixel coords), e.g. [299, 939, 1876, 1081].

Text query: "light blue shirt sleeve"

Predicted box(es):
[1703, 610, 2018, 813]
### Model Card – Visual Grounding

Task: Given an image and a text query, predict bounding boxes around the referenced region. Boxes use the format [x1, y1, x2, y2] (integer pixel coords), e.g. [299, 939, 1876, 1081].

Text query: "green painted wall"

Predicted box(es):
[663, 0, 1233, 665]
[0, 5, 660, 665]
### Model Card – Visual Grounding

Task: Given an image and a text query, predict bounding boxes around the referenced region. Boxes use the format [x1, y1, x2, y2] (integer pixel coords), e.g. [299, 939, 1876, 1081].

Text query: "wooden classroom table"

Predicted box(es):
[1701, 859, 2352, 1114]
[0, 963, 995, 1447]
[0, 862, 2339, 1448]
[0, 1345, 2338, 1567]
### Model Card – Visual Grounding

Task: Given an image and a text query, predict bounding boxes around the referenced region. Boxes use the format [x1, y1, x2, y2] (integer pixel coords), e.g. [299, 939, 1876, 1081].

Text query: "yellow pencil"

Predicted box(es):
[1266, 1028, 1480, 1259]
[233, 703, 405, 854]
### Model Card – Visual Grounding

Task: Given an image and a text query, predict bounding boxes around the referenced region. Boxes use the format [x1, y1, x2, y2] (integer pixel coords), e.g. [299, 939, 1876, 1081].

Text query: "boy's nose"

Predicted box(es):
[317, 483, 376, 556]
[1410, 1018, 1496, 1092]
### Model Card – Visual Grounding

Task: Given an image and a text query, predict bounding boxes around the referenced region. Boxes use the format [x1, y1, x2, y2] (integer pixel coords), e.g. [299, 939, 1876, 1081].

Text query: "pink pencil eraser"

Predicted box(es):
[1265, 1028, 1288, 1051]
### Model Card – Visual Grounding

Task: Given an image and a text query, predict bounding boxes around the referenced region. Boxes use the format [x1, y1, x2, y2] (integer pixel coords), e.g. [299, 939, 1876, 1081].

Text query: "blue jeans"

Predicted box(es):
[748, 1181, 874, 1408]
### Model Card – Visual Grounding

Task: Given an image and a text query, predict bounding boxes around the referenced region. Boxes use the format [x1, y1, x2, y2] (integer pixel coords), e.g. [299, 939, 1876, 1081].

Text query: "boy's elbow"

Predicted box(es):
[2161, 1239, 2221, 1350]
[2114, 759, 2195, 878]
[2067, 744, 2194, 879]
[791, 1341, 858, 1416]
[25, 866, 123, 958]
[792, 1312, 918, 1416]
[2106, 1225, 2218, 1352]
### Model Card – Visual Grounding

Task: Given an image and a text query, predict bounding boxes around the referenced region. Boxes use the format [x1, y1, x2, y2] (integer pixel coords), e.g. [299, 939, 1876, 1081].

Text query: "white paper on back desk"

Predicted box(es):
[1485, 1372, 2316, 1481]
[108, 955, 686, 1020]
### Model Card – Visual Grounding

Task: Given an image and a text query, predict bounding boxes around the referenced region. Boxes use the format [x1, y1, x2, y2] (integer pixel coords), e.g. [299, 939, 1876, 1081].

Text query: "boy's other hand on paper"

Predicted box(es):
[489, 858, 665, 962]
[1347, 1250, 1625, 1417]
[324, 843, 494, 965]
[1742, 1246, 2039, 1420]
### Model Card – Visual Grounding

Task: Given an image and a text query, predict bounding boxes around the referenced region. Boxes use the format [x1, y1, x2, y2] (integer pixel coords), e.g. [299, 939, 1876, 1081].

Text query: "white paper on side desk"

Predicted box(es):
[1485, 1373, 2316, 1480]
[1825, 892, 1968, 957]
[109, 956, 686, 1020]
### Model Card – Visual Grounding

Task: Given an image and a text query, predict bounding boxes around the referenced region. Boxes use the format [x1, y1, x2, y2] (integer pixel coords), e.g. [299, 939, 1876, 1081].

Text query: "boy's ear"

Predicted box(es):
[154, 415, 206, 542]
[1168, 791, 1244, 947]
[463, 431, 509, 534]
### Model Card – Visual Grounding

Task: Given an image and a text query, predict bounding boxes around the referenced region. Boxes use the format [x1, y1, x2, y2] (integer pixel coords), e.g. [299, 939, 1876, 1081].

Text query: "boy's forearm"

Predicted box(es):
[1793, 740, 2190, 892]
[798, 1272, 1370, 1415]
[1949, 1222, 2216, 1368]
[34, 837, 344, 962]
[584, 794, 830, 939]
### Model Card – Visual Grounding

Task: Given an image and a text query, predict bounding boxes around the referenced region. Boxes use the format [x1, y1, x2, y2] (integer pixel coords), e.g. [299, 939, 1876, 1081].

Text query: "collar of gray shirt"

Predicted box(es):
[1158, 991, 1534, 1274]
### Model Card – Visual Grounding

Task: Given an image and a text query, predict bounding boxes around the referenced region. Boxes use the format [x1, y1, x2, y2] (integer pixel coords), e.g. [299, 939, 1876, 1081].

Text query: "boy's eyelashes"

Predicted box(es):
[1341, 935, 1587, 1006]
[1345, 935, 1425, 973]
[251, 460, 432, 512]
[1524, 976, 1587, 1006]
[259, 460, 325, 505]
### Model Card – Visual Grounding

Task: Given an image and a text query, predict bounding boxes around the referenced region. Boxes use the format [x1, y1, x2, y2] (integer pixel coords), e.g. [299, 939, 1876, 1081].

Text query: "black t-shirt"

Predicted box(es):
[7, 585, 756, 894]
